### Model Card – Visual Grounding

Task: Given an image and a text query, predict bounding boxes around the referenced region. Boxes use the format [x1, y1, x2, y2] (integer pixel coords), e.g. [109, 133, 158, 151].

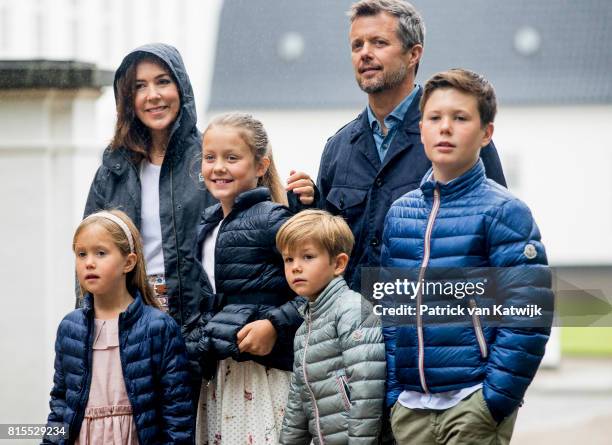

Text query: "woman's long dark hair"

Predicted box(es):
[110, 54, 179, 161]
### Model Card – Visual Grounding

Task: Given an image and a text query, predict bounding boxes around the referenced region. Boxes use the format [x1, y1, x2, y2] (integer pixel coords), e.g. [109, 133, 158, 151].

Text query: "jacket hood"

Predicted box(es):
[113, 43, 198, 147]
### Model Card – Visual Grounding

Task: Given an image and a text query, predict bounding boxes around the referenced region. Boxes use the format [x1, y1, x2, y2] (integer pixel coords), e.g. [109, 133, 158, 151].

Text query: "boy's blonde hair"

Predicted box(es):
[420, 68, 497, 127]
[276, 209, 354, 259]
[73, 210, 159, 308]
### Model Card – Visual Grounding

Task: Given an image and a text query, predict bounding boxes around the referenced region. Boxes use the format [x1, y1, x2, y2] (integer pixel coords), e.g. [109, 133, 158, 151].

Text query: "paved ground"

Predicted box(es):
[512, 357, 612, 444]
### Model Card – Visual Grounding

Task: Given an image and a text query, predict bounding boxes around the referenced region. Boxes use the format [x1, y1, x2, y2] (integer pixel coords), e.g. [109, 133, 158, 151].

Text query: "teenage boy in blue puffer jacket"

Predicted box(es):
[381, 68, 554, 445]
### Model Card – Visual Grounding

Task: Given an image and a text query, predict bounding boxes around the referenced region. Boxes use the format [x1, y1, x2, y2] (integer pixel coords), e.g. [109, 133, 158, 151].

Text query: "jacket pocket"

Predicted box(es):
[335, 369, 352, 412]
[326, 186, 368, 226]
[469, 299, 488, 359]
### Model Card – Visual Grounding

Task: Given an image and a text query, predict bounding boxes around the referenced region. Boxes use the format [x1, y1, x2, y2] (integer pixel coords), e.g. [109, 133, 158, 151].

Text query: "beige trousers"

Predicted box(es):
[391, 390, 518, 445]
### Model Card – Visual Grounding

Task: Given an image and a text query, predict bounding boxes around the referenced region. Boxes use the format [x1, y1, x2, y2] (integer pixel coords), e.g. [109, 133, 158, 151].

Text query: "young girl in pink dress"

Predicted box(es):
[44, 210, 194, 444]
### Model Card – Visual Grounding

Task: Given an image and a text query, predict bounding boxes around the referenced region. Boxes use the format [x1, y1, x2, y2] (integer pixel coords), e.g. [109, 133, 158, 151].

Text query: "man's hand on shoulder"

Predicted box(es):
[286, 170, 315, 205]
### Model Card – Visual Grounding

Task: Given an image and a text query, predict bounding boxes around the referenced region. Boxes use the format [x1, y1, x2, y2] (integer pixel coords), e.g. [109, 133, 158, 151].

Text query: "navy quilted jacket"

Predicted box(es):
[43, 293, 194, 444]
[381, 160, 553, 422]
[185, 187, 305, 374]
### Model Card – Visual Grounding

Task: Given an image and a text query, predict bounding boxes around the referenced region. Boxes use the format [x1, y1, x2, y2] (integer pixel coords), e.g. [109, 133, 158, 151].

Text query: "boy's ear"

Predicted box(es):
[124, 253, 137, 274]
[480, 122, 494, 148]
[333, 253, 349, 277]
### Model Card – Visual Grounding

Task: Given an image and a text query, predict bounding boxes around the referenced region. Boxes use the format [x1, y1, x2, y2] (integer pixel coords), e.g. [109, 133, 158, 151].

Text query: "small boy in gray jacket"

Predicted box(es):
[277, 209, 386, 445]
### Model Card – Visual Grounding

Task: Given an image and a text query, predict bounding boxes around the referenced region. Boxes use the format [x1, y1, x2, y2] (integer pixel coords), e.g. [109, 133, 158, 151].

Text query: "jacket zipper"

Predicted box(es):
[118, 317, 144, 445]
[469, 299, 488, 358]
[169, 163, 184, 326]
[416, 186, 441, 393]
[337, 375, 351, 411]
[302, 311, 325, 444]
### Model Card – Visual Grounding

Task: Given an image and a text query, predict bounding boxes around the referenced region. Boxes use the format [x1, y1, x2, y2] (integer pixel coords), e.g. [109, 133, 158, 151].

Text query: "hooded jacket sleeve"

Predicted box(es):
[483, 198, 553, 422]
[83, 164, 110, 218]
[337, 297, 386, 444]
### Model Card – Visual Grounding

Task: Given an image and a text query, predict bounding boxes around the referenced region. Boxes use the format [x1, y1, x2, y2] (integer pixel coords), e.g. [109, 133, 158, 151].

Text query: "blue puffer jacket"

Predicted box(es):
[43, 293, 194, 444]
[185, 187, 306, 374]
[380, 160, 553, 422]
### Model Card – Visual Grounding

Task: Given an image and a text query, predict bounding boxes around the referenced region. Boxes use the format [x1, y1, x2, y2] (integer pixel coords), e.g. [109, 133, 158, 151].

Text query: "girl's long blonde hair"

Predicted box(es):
[204, 113, 287, 205]
[73, 210, 159, 308]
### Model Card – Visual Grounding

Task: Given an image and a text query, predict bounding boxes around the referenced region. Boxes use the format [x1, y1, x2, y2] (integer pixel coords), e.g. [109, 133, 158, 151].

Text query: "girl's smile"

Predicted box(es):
[202, 125, 269, 216]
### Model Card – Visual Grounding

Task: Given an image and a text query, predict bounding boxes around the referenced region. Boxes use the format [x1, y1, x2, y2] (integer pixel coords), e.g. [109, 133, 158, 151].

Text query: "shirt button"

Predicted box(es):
[375, 177, 383, 187]
[370, 237, 379, 247]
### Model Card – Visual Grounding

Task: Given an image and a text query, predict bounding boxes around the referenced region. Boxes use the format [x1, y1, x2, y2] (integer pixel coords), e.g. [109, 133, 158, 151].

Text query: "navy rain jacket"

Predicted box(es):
[317, 86, 506, 291]
[83, 43, 216, 329]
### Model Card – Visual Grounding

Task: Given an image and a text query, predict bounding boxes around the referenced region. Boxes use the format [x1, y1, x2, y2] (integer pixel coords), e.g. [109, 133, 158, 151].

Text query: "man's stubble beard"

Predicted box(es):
[356, 62, 408, 95]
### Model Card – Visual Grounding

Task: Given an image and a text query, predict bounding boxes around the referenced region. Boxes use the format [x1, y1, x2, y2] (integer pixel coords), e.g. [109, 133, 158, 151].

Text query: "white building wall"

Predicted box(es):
[0, 0, 223, 426]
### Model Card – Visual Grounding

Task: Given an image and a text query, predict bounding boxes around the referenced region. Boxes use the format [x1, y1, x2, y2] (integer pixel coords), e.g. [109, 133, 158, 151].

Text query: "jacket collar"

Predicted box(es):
[420, 159, 487, 201]
[202, 187, 272, 224]
[300, 276, 347, 320]
[82, 291, 145, 329]
[350, 86, 423, 171]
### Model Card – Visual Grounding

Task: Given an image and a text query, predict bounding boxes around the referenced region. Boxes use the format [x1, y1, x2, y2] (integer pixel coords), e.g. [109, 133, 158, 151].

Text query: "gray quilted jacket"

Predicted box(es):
[280, 277, 386, 445]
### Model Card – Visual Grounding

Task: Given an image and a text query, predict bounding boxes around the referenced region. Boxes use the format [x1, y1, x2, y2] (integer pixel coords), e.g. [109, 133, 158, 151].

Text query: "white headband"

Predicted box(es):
[84, 211, 135, 253]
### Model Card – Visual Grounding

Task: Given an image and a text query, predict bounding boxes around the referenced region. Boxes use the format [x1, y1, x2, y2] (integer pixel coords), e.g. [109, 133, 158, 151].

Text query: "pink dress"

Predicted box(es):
[76, 319, 139, 445]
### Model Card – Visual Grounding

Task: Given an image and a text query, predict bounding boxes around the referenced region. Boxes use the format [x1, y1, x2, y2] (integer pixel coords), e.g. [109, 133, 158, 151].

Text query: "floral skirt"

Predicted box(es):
[196, 359, 290, 445]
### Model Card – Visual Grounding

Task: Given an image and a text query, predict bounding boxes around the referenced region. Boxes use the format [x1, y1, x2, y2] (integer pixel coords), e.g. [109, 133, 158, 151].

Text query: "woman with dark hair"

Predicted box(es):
[83, 43, 216, 343]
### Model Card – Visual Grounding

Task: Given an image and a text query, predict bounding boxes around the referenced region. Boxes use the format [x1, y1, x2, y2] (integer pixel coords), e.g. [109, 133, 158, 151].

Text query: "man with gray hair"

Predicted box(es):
[309, 0, 506, 295]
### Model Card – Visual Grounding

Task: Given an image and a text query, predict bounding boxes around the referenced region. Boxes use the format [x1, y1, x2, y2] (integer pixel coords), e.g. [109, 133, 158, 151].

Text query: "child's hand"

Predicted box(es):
[237, 320, 278, 356]
[286, 170, 315, 205]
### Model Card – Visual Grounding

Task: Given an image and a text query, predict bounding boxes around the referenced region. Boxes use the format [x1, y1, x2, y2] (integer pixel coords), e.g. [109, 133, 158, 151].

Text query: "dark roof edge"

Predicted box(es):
[0, 60, 114, 90]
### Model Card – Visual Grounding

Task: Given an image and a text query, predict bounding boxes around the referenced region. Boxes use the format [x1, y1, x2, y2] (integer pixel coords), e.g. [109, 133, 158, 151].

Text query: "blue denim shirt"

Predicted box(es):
[367, 86, 419, 161]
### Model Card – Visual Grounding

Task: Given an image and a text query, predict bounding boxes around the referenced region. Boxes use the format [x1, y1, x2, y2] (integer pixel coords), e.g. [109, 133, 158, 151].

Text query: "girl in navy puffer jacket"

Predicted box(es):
[187, 113, 304, 444]
[43, 210, 194, 444]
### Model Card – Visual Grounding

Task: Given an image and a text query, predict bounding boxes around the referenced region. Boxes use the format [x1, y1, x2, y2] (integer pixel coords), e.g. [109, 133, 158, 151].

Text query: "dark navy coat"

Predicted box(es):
[381, 160, 553, 422]
[44, 293, 194, 444]
[317, 86, 506, 291]
[185, 187, 305, 375]
[83, 43, 216, 328]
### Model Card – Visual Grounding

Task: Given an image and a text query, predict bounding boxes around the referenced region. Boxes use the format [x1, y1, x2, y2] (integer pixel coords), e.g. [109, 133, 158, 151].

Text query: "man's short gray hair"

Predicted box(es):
[349, 0, 425, 51]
